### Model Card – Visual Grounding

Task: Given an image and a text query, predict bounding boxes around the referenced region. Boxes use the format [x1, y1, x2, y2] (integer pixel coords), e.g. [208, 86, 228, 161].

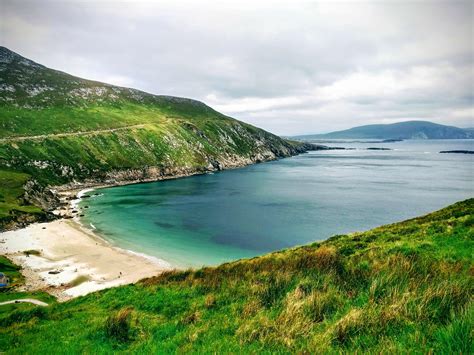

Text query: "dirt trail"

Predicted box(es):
[0, 124, 147, 143]
[0, 298, 48, 307]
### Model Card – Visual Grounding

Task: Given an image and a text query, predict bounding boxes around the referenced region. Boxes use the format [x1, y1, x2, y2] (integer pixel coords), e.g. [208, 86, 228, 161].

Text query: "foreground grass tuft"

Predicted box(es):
[104, 307, 134, 343]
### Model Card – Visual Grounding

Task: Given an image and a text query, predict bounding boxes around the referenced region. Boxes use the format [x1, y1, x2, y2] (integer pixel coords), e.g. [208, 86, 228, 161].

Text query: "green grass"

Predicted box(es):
[0, 199, 472, 353]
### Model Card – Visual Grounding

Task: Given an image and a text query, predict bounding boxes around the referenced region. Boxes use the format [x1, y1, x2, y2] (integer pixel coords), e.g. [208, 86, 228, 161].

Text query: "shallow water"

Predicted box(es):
[81, 140, 473, 268]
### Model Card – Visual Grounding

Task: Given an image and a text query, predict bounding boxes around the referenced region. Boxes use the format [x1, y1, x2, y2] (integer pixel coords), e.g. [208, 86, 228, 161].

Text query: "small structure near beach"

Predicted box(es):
[0, 272, 9, 287]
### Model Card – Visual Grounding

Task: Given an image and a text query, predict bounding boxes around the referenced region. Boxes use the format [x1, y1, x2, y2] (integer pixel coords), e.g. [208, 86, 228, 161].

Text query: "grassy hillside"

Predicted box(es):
[1, 199, 472, 353]
[0, 47, 310, 229]
[295, 120, 473, 140]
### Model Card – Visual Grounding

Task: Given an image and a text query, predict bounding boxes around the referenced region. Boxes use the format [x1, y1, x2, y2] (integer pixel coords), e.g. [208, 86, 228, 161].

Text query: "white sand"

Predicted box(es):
[0, 219, 172, 301]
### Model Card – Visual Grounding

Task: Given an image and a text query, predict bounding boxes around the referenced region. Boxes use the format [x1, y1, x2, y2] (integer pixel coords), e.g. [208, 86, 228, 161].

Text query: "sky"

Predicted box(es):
[1, 0, 473, 135]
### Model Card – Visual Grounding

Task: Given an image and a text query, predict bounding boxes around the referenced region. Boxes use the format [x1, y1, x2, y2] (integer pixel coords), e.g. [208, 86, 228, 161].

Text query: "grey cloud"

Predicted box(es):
[1, 0, 472, 135]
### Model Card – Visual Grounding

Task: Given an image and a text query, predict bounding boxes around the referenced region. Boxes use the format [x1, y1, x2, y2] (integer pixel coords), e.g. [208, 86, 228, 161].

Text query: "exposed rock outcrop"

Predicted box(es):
[23, 179, 60, 212]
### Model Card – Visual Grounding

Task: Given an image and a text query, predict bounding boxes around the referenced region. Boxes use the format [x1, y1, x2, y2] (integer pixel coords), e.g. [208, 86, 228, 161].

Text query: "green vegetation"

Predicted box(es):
[105, 308, 135, 342]
[1, 199, 472, 353]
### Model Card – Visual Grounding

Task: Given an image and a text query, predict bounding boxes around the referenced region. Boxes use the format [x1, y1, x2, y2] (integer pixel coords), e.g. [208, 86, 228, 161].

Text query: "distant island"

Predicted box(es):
[293, 121, 474, 140]
[440, 150, 474, 154]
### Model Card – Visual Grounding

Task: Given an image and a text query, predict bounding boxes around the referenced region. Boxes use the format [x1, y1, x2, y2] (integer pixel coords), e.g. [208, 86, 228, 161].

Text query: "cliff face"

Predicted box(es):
[0, 114, 314, 188]
[0, 47, 315, 230]
[52, 141, 314, 191]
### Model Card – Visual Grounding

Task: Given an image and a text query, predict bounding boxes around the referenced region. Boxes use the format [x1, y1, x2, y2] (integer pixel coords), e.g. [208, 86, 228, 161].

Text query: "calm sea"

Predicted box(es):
[80, 140, 473, 268]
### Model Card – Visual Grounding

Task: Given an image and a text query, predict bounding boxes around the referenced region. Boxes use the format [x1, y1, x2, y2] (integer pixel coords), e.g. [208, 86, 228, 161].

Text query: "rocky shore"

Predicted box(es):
[5, 142, 319, 229]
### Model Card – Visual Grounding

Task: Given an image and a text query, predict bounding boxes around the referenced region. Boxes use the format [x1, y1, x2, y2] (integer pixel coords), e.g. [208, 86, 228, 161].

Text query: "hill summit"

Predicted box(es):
[0, 46, 218, 112]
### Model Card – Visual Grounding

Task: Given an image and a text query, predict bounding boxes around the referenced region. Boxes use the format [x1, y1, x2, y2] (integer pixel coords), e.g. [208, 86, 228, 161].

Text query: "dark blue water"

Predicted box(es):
[81, 140, 473, 268]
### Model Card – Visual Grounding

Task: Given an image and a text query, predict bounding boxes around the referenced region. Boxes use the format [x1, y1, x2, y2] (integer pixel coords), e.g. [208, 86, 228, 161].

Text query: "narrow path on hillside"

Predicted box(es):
[0, 124, 147, 143]
[0, 298, 48, 307]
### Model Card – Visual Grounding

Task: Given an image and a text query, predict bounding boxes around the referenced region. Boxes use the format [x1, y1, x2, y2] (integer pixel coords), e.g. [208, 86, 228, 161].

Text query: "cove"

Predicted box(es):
[80, 139, 474, 268]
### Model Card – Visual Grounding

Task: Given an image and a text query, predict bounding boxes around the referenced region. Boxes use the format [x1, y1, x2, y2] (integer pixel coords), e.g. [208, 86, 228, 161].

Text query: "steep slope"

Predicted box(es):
[0, 199, 472, 352]
[295, 121, 473, 140]
[0, 47, 312, 228]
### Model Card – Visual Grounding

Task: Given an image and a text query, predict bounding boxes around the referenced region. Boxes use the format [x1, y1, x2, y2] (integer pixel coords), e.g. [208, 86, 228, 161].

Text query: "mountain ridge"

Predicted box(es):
[0, 46, 221, 130]
[293, 120, 473, 140]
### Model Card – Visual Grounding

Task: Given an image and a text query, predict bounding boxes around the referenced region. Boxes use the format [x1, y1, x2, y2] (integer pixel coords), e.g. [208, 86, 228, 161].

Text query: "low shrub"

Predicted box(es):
[304, 289, 344, 322]
[104, 307, 134, 342]
[68, 275, 90, 287]
[257, 274, 290, 308]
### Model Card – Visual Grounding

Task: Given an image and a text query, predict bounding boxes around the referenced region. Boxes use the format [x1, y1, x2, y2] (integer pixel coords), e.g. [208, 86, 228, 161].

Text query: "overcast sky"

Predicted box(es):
[1, 0, 473, 135]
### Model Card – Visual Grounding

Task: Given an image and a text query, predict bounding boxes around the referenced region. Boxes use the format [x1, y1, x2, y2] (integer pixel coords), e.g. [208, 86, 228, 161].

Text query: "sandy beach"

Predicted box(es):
[0, 216, 172, 301]
[0, 173, 225, 302]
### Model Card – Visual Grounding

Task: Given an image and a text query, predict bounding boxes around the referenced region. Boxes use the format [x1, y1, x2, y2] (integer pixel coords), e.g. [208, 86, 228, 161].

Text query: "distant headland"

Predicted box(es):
[292, 121, 473, 140]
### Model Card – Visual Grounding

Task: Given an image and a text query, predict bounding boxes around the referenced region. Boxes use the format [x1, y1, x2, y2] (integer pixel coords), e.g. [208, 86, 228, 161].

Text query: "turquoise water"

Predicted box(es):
[80, 140, 473, 268]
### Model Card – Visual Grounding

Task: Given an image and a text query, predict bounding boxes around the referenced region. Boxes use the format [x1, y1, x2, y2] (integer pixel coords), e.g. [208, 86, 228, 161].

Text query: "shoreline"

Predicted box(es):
[0, 152, 312, 301]
[72, 187, 174, 269]
[0, 188, 173, 301]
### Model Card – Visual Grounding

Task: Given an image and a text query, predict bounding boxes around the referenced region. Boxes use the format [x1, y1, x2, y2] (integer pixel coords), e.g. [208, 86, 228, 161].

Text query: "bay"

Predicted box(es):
[80, 139, 473, 268]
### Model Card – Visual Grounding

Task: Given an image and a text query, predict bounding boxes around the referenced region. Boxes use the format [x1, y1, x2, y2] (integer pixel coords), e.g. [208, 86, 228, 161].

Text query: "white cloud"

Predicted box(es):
[206, 94, 303, 113]
[314, 64, 472, 102]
